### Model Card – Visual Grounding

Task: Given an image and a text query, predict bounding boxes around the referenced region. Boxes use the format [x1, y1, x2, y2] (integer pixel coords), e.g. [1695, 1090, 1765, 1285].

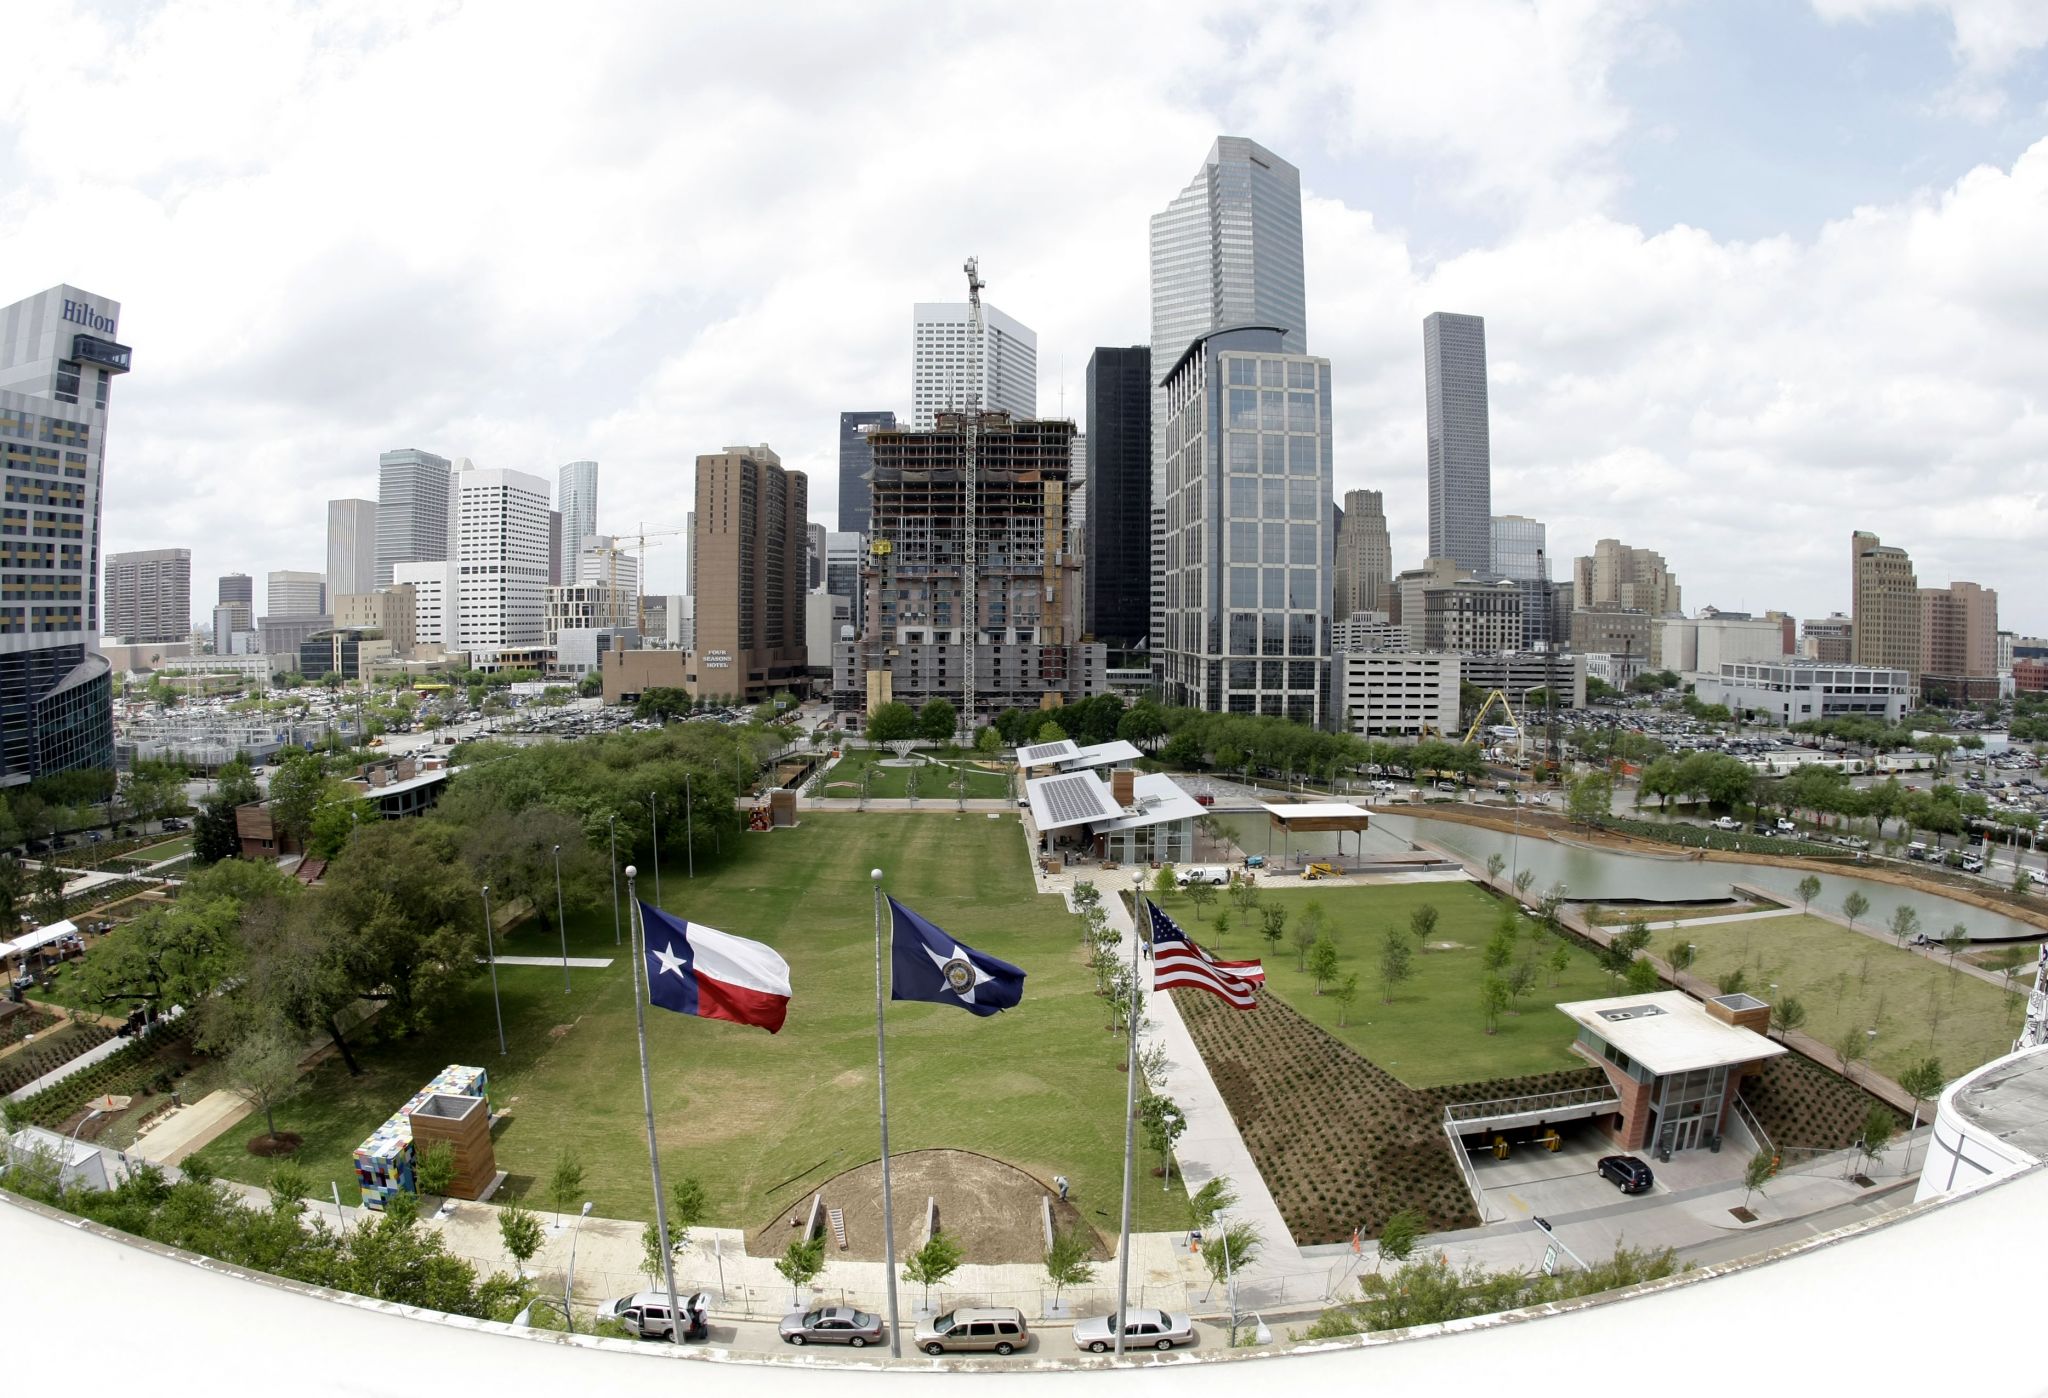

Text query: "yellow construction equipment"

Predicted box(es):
[1301, 862, 1336, 880]
[1461, 689, 1525, 750]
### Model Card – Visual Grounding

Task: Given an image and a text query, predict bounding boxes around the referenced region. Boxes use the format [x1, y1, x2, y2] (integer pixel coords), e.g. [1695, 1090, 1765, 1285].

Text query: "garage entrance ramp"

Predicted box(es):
[1442, 1084, 1621, 1136]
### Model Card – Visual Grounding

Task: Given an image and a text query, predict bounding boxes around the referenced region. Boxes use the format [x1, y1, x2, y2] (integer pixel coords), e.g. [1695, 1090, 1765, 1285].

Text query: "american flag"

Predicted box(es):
[1147, 903, 1260, 1009]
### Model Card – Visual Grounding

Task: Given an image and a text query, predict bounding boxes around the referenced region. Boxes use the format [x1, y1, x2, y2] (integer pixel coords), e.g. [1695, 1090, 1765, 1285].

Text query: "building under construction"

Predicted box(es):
[832, 411, 1104, 718]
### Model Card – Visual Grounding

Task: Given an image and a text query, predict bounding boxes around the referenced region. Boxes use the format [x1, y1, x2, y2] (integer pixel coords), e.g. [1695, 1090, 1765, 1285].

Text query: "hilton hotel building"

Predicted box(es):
[0, 285, 127, 785]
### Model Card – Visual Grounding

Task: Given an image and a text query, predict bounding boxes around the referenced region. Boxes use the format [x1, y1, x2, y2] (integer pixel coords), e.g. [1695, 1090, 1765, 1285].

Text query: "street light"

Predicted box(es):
[480, 885, 506, 1056]
[564, 1200, 595, 1332]
[552, 844, 572, 994]
[684, 772, 694, 880]
[609, 814, 621, 947]
[648, 792, 662, 906]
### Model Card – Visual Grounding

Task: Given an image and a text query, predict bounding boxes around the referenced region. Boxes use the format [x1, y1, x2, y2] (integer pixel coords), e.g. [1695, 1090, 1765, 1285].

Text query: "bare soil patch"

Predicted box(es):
[247, 1131, 304, 1157]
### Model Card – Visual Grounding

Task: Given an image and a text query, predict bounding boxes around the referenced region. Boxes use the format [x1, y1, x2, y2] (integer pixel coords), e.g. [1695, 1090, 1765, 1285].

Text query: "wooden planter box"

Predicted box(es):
[405, 1092, 496, 1199]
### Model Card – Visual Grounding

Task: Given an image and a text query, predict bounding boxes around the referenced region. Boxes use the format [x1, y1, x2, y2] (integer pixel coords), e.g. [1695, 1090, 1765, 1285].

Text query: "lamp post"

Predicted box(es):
[609, 814, 621, 947]
[564, 1200, 594, 1332]
[553, 844, 571, 994]
[648, 792, 662, 907]
[684, 772, 694, 880]
[480, 884, 506, 1056]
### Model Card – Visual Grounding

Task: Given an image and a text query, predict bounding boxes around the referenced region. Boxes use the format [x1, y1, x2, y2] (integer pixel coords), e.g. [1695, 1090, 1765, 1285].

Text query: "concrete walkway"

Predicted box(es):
[128, 1089, 253, 1166]
[487, 956, 616, 968]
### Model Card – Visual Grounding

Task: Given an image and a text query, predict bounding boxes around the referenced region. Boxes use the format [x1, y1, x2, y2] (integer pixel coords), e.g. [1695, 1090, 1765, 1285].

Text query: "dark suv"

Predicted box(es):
[1597, 1155, 1654, 1194]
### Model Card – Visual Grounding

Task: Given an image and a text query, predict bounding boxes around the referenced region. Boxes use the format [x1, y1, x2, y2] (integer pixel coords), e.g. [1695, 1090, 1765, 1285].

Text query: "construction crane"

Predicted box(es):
[959, 255, 984, 739]
[1462, 689, 1527, 757]
[586, 524, 684, 636]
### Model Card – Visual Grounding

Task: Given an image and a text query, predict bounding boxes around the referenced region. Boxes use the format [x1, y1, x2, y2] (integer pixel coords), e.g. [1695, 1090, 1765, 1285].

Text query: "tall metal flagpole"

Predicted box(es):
[625, 867, 684, 1344]
[480, 885, 506, 1056]
[871, 869, 903, 1358]
[1115, 878, 1145, 1357]
[648, 793, 662, 907]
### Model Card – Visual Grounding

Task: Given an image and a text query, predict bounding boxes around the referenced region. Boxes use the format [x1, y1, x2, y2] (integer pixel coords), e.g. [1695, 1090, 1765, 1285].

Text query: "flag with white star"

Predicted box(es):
[887, 896, 1026, 1017]
[639, 902, 792, 1034]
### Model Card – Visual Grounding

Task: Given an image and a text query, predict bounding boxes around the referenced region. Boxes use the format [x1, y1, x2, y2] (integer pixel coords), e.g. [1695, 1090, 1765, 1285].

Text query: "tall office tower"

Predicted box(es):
[210, 605, 242, 651]
[453, 466, 552, 654]
[374, 448, 452, 587]
[825, 531, 865, 638]
[806, 522, 826, 591]
[326, 499, 378, 599]
[840, 414, 1099, 717]
[216, 573, 253, 633]
[0, 285, 125, 783]
[103, 548, 191, 644]
[1332, 489, 1393, 618]
[1919, 580, 1998, 699]
[392, 562, 454, 650]
[557, 460, 598, 556]
[1151, 137, 1308, 660]
[266, 570, 325, 617]
[1573, 539, 1682, 615]
[1850, 530, 1920, 679]
[684, 510, 696, 598]
[1158, 327, 1333, 725]
[911, 303, 1036, 430]
[690, 445, 808, 703]
[1067, 433, 1087, 549]
[837, 411, 896, 534]
[1801, 613, 1854, 662]
[574, 536, 641, 596]
[1423, 312, 1493, 577]
[1083, 346, 1153, 651]
[1491, 512, 1553, 648]
[548, 510, 563, 586]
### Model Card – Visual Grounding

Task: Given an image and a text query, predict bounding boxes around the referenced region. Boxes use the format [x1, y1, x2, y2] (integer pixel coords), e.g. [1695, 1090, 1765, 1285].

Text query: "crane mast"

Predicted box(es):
[960, 256, 984, 738]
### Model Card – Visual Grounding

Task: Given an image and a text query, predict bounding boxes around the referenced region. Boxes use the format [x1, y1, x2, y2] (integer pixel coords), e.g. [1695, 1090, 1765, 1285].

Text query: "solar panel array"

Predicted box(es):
[1040, 774, 1112, 826]
[1019, 740, 1078, 765]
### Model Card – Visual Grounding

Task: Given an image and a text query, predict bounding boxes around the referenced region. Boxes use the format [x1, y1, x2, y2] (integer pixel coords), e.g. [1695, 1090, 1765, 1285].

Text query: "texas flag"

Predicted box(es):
[638, 903, 792, 1034]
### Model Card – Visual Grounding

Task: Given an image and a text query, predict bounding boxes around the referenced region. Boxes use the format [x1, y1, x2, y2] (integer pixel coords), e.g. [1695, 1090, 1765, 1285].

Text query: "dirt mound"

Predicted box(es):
[751, 1148, 1101, 1264]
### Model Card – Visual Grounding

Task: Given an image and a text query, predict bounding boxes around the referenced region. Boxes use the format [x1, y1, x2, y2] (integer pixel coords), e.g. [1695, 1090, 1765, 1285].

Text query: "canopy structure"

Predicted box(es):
[1261, 802, 1372, 864]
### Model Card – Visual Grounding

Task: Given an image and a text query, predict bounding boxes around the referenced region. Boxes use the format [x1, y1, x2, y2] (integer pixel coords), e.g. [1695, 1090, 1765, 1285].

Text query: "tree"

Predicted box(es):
[265, 751, 332, 848]
[1375, 1209, 1426, 1271]
[1941, 923, 1970, 971]
[1854, 1105, 1896, 1177]
[1306, 931, 1340, 994]
[1152, 865, 1178, 901]
[319, 820, 481, 1033]
[1485, 853, 1506, 885]
[1483, 928, 1515, 973]
[1841, 890, 1869, 932]
[1623, 957, 1660, 994]
[1333, 972, 1362, 1026]
[1292, 908, 1321, 970]
[1741, 1150, 1778, 1210]
[1566, 770, 1613, 826]
[414, 1141, 457, 1200]
[1378, 929, 1413, 1003]
[1034, 720, 1069, 744]
[776, 1234, 827, 1302]
[2015, 867, 2034, 898]
[1479, 974, 1509, 1034]
[1834, 1027, 1867, 1075]
[974, 725, 1001, 755]
[1042, 1227, 1095, 1310]
[1887, 905, 1920, 948]
[1769, 995, 1808, 1040]
[268, 1160, 313, 1216]
[1188, 1176, 1237, 1236]
[1198, 1220, 1262, 1303]
[1990, 944, 2029, 990]
[916, 698, 958, 743]
[306, 779, 378, 860]
[1548, 941, 1572, 986]
[29, 858, 65, 926]
[1260, 903, 1288, 952]
[1408, 903, 1440, 947]
[498, 1203, 543, 1279]
[1897, 1057, 1945, 1143]
[1228, 878, 1262, 920]
[1795, 875, 1821, 912]
[865, 702, 918, 745]
[1186, 879, 1218, 924]
[1668, 940, 1697, 972]
[902, 1230, 964, 1309]
[1139, 1093, 1188, 1183]
[547, 1149, 586, 1228]
[225, 1026, 306, 1143]
[1513, 868, 1536, 902]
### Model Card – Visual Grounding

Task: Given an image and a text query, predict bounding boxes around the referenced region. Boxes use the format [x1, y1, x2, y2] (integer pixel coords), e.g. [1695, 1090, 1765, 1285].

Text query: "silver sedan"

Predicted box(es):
[778, 1306, 887, 1347]
[1072, 1308, 1196, 1353]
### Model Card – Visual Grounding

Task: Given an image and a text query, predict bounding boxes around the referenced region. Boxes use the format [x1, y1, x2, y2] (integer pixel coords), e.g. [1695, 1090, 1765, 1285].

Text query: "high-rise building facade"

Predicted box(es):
[1332, 489, 1393, 619]
[453, 465, 552, 654]
[1850, 530, 1919, 680]
[0, 284, 124, 783]
[335, 585, 416, 660]
[1158, 327, 1333, 725]
[1919, 580, 1998, 699]
[266, 569, 325, 617]
[216, 573, 253, 634]
[374, 448, 452, 587]
[911, 303, 1036, 431]
[1151, 137, 1308, 662]
[806, 522, 826, 592]
[392, 562, 454, 650]
[1491, 515, 1547, 582]
[1573, 539, 1682, 615]
[836, 415, 1100, 716]
[689, 445, 808, 703]
[825, 531, 865, 638]
[1424, 312, 1492, 577]
[1083, 346, 1153, 652]
[557, 460, 598, 557]
[1802, 613, 1854, 662]
[326, 499, 378, 599]
[104, 548, 191, 644]
[836, 411, 896, 534]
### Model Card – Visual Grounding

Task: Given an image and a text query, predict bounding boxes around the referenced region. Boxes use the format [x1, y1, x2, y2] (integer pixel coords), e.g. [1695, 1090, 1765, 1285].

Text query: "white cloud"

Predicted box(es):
[1, 0, 2044, 633]
[1812, 0, 2048, 117]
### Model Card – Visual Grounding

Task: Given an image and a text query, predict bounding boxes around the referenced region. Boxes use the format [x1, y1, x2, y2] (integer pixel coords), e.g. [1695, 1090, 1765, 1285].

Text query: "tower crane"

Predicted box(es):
[960, 256, 984, 739]
[586, 524, 685, 636]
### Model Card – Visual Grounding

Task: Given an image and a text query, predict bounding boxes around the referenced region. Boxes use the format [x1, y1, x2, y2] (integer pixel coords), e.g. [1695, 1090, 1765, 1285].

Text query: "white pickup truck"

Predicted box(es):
[1175, 866, 1231, 887]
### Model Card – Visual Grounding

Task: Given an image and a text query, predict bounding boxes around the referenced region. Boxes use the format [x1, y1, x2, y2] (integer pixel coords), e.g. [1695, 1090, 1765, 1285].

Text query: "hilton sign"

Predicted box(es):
[61, 300, 117, 335]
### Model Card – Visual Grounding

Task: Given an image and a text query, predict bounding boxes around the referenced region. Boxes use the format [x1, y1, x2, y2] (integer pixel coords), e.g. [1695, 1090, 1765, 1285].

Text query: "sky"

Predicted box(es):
[3, 0, 2046, 631]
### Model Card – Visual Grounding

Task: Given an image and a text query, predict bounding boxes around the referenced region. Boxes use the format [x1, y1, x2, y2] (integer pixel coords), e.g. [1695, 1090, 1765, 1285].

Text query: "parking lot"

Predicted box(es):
[1461, 1119, 1748, 1226]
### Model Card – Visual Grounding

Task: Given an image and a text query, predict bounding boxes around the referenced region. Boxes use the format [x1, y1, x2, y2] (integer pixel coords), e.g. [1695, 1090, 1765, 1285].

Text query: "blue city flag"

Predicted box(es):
[888, 896, 1026, 1016]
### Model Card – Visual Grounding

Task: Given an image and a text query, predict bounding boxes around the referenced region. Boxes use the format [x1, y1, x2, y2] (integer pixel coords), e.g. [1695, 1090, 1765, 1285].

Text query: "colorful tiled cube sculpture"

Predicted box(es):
[352, 1064, 491, 1210]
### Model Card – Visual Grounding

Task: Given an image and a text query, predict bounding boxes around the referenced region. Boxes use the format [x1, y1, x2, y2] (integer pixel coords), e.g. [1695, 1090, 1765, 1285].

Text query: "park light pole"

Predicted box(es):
[553, 844, 571, 994]
[648, 792, 662, 906]
[609, 814, 621, 946]
[684, 772, 694, 880]
[480, 885, 506, 1056]
[564, 1199, 594, 1331]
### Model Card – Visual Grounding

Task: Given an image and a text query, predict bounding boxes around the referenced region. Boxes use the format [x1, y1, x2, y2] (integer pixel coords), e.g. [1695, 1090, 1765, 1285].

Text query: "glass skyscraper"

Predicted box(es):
[1424, 312, 1493, 577]
[375, 447, 453, 587]
[836, 410, 895, 535]
[1083, 346, 1151, 652]
[557, 460, 599, 557]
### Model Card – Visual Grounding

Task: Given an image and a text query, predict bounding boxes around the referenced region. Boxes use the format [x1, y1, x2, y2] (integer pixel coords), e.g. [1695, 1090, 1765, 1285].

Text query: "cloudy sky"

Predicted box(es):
[4, 0, 2046, 630]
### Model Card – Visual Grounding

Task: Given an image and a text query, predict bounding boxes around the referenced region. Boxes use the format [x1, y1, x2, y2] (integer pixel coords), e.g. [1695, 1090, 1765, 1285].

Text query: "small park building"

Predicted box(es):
[1558, 991, 1785, 1156]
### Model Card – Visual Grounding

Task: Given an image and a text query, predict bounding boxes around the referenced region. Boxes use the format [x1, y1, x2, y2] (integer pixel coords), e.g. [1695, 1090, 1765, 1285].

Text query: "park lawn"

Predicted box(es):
[818, 749, 1014, 801]
[1670, 912, 2027, 1082]
[1150, 880, 1617, 1089]
[128, 836, 193, 863]
[190, 813, 1179, 1245]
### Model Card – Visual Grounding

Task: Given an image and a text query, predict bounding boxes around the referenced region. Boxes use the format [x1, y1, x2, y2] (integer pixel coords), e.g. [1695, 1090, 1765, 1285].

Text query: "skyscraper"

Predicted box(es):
[1851, 530, 1920, 678]
[374, 448, 452, 587]
[557, 460, 599, 557]
[266, 570, 326, 617]
[1492, 513, 1553, 648]
[1150, 137, 1308, 659]
[326, 499, 378, 599]
[1424, 312, 1492, 577]
[911, 304, 1035, 430]
[216, 573, 253, 635]
[454, 466, 552, 654]
[807, 522, 826, 592]
[0, 284, 123, 783]
[1920, 580, 1998, 692]
[1573, 539, 1681, 614]
[836, 411, 896, 534]
[1332, 489, 1393, 619]
[104, 548, 191, 645]
[1083, 347, 1152, 652]
[1157, 327, 1333, 725]
[690, 445, 809, 703]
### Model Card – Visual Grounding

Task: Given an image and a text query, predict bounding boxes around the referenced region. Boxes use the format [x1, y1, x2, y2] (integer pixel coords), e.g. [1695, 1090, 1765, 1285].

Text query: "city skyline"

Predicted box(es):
[8, 5, 2048, 629]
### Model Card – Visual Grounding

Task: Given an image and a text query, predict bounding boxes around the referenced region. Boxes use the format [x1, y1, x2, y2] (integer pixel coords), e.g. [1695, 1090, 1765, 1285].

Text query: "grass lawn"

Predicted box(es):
[1150, 880, 1617, 1089]
[189, 813, 1180, 1245]
[126, 836, 193, 864]
[1674, 913, 2026, 1080]
[817, 748, 1014, 801]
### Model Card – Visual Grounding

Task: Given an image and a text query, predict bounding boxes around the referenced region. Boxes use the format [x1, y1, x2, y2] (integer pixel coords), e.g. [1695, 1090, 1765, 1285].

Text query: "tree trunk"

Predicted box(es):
[265, 1103, 278, 1138]
[327, 1015, 362, 1075]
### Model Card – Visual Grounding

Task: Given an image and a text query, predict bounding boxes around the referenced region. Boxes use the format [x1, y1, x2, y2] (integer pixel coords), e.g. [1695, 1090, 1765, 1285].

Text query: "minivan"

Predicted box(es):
[915, 1306, 1029, 1355]
[598, 1290, 710, 1341]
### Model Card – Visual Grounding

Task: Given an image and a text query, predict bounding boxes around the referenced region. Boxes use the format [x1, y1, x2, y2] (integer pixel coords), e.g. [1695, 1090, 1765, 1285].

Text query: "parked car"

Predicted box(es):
[1175, 866, 1230, 887]
[1713, 817, 1740, 831]
[779, 1306, 886, 1347]
[1753, 823, 1773, 836]
[1775, 818, 1796, 833]
[1072, 1308, 1196, 1353]
[914, 1306, 1029, 1355]
[161, 817, 187, 832]
[1597, 1155, 1654, 1194]
[598, 1290, 710, 1341]
[1962, 855, 1986, 873]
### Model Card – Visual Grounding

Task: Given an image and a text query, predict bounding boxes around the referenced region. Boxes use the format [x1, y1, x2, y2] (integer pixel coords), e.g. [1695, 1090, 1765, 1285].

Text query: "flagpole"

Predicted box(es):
[1115, 876, 1144, 1358]
[626, 867, 684, 1344]
[872, 868, 903, 1359]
